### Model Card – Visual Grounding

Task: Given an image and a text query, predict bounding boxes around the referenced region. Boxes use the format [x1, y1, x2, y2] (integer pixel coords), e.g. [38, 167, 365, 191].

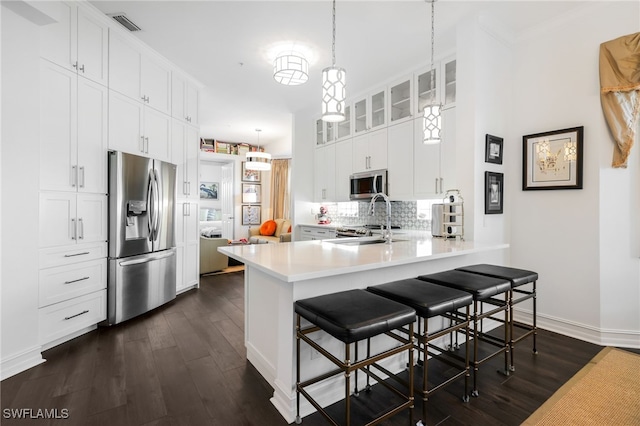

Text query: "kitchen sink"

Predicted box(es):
[324, 236, 407, 246]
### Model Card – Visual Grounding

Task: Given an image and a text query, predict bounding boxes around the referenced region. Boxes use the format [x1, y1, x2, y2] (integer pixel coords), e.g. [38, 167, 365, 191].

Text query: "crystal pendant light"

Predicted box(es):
[245, 129, 271, 171]
[273, 51, 309, 86]
[423, 0, 442, 144]
[321, 0, 346, 122]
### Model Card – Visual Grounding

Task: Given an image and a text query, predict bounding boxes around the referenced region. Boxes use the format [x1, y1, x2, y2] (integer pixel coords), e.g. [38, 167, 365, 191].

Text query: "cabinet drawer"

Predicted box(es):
[299, 227, 335, 240]
[39, 259, 106, 307]
[39, 242, 107, 269]
[39, 290, 106, 345]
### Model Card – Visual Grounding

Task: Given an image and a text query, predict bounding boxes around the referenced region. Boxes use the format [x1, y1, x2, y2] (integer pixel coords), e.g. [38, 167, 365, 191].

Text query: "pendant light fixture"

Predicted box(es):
[245, 129, 271, 171]
[321, 0, 346, 122]
[423, 0, 442, 144]
[273, 51, 309, 86]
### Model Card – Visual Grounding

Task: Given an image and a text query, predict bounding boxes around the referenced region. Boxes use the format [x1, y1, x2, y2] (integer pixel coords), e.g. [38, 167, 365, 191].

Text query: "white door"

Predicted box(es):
[76, 193, 107, 243]
[108, 31, 141, 100]
[77, 7, 108, 86]
[221, 163, 234, 239]
[108, 90, 143, 156]
[413, 118, 441, 198]
[141, 54, 171, 115]
[144, 108, 171, 162]
[39, 192, 76, 248]
[387, 121, 414, 200]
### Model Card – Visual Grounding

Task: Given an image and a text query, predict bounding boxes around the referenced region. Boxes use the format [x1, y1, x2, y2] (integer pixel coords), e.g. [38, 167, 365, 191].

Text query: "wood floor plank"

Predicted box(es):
[146, 311, 177, 352]
[85, 330, 127, 415]
[186, 311, 246, 372]
[164, 312, 210, 363]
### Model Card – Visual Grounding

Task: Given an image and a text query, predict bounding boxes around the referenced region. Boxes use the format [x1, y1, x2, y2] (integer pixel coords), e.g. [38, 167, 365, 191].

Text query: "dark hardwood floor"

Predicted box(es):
[1, 272, 606, 426]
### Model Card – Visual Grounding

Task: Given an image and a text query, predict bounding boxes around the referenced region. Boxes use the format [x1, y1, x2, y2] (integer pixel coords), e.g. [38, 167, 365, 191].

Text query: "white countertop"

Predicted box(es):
[219, 233, 509, 282]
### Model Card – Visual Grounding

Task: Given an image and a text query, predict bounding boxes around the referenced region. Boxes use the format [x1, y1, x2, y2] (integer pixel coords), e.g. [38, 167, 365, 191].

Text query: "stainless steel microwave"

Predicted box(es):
[349, 169, 388, 201]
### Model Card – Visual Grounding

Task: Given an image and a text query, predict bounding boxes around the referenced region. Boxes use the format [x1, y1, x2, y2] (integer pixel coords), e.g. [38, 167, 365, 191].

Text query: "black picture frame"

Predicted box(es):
[522, 126, 583, 190]
[485, 134, 503, 164]
[485, 171, 504, 214]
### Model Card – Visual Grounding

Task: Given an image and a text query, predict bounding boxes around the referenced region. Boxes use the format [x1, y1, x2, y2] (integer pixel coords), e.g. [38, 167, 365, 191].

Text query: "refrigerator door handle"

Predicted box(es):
[152, 168, 161, 241]
[119, 250, 176, 266]
[147, 171, 155, 241]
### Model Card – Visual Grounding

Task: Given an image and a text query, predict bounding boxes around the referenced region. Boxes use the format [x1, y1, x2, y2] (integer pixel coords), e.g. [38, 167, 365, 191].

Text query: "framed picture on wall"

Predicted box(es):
[242, 162, 261, 182]
[485, 171, 504, 214]
[242, 205, 261, 225]
[485, 134, 503, 164]
[522, 126, 583, 190]
[199, 182, 219, 200]
[242, 183, 261, 203]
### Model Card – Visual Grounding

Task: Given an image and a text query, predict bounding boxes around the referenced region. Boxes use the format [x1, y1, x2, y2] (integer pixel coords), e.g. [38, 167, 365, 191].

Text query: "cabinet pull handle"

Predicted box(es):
[71, 218, 76, 240]
[440, 178, 443, 193]
[79, 64, 85, 73]
[79, 166, 85, 188]
[72, 61, 78, 69]
[140, 136, 145, 152]
[435, 178, 438, 193]
[64, 310, 89, 321]
[78, 218, 84, 239]
[145, 137, 149, 153]
[71, 166, 77, 187]
[64, 276, 90, 285]
[141, 95, 146, 102]
[64, 252, 90, 257]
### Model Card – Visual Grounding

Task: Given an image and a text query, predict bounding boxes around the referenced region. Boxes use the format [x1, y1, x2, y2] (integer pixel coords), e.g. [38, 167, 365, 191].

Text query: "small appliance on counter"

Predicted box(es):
[431, 189, 464, 240]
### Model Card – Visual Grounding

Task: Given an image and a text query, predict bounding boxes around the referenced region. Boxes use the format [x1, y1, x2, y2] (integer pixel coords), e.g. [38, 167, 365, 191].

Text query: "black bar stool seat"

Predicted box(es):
[455, 264, 539, 369]
[295, 289, 416, 426]
[417, 270, 511, 397]
[367, 279, 473, 424]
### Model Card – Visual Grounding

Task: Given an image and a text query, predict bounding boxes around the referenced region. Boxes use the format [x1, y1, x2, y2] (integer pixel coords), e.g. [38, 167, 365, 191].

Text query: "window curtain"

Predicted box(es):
[599, 32, 640, 168]
[270, 159, 290, 219]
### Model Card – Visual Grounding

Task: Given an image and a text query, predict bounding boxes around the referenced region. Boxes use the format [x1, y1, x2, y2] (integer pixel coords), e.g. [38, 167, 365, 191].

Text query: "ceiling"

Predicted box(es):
[90, 1, 588, 156]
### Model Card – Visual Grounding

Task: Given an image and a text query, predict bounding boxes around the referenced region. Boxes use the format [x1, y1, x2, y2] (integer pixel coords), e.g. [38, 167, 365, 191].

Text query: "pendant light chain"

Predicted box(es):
[332, 0, 336, 67]
[429, 0, 435, 104]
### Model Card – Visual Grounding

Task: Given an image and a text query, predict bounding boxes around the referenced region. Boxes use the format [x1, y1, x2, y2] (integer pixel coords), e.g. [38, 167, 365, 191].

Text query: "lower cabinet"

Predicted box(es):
[37, 242, 107, 347]
[298, 225, 336, 241]
[176, 201, 199, 293]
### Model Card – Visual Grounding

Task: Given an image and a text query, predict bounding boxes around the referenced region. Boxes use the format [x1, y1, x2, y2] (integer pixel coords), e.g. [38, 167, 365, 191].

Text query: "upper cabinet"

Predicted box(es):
[109, 30, 171, 115]
[389, 77, 413, 125]
[414, 56, 457, 116]
[172, 72, 199, 126]
[336, 105, 352, 140]
[354, 88, 386, 135]
[40, 2, 108, 86]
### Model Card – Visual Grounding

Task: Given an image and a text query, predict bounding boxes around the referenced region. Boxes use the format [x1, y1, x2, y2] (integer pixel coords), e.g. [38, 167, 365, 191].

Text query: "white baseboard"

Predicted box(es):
[513, 308, 640, 349]
[0, 345, 45, 381]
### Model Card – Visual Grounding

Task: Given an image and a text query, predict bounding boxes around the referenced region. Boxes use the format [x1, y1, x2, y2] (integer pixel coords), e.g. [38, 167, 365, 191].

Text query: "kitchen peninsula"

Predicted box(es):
[218, 234, 508, 422]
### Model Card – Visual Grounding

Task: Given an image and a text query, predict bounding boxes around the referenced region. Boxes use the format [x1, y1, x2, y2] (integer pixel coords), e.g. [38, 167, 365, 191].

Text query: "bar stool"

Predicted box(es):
[367, 278, 473, 424]
[455, 264, 539, 371]
[417, 270, 511, 397]
[294, 289, 416, 426]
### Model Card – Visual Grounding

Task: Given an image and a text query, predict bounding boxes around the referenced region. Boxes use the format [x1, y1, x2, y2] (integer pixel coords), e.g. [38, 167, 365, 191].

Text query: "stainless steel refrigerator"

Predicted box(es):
[107, 151, 177, 325]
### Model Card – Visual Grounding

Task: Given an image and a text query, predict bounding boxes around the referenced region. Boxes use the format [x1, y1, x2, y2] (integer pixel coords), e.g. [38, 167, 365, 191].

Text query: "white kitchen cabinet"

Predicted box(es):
[314, 144, 336, 202]
[298, 225, 336, 241]
[109, 90, 171, 162]
[335, 139, 353, 201]
[315, 118, 338, 146]
[40, 2, 108, 86]
[336, 105, 352, 140]
[175, 201, 199, 293]
[39, 192, 107, 248]
[352, 128, 387, 173]
[109, 30, 171, 115]
[415, 56, 457, 116]
[172, 72, 199, 125]
[413, 107, 456, 198]
[172, 121, 200, 200]
[38, 258, 106, 308]
[39, 60, 107, 194]
[389, 76, 413, 125]
[387, 121, 415, 200]
[38, 289, 106, 346]
[354, 88, 386, 135]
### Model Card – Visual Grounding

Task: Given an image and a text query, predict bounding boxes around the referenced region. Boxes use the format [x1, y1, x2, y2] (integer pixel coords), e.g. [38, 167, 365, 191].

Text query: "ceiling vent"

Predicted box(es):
[108, 13, 142, 32]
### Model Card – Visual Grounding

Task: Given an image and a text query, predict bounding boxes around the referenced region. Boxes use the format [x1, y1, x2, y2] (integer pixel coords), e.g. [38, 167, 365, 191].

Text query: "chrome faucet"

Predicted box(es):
[369, 192, 392, 244]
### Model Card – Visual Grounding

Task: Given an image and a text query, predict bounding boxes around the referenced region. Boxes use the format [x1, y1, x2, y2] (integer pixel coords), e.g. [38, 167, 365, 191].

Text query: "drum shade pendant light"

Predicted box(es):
[423, 0, 442, 144]
[245, 129, 271, 171]
[321, 0, 346, 122]
[273, 51, 309, 86]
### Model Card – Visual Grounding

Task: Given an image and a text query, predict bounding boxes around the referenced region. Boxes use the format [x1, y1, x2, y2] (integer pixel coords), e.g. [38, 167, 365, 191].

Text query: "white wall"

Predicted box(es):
[509, 2, 640, 346]
[1, 6, 45, 378]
